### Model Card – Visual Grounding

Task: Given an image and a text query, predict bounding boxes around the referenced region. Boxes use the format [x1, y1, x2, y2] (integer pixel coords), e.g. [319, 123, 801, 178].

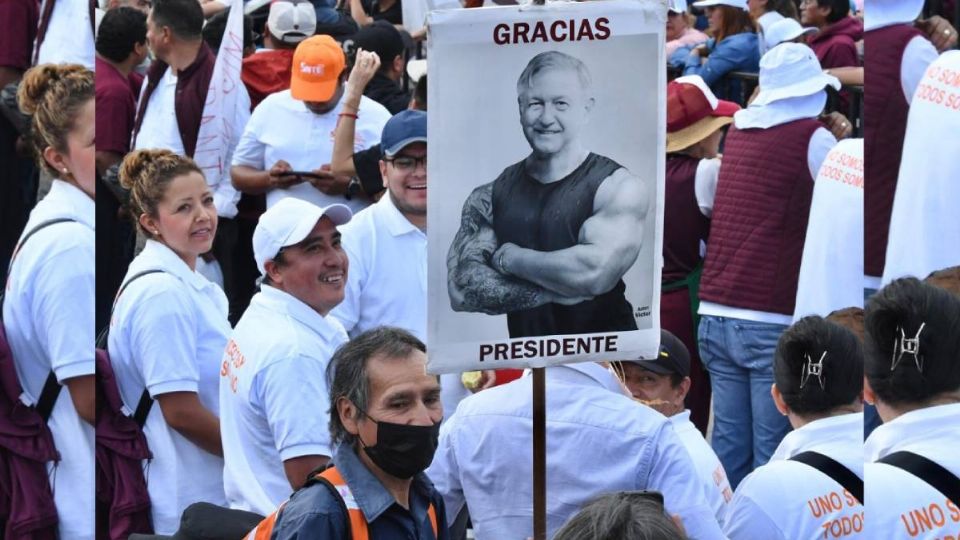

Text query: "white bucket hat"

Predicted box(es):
[764, 18, 817, 50]
[752, 43, 840, 107]
[691, 0, 748, 10]
[864, 0, 924, 31]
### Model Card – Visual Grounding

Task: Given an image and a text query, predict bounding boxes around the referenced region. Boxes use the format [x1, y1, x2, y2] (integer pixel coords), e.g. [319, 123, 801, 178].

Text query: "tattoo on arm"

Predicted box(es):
[447, 183, 553, 314]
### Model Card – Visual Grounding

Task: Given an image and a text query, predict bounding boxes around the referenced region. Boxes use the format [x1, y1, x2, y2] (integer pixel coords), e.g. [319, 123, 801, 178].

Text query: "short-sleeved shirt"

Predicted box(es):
[220, 285, 349, 515]
[35, 0, 95, 68]
[272, 444, 449, 539]
[3, 179, 95, 540]
[231, 89, 390, 214]
[107, 239, 231, 534]
[670, 410, 731, 525]
[0, 0, 38, 70]
[95, 56, 142, 155]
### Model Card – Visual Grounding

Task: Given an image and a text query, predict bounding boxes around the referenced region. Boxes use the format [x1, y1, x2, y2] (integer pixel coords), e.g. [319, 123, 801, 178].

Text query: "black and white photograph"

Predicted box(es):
[426, 1, 666, 373]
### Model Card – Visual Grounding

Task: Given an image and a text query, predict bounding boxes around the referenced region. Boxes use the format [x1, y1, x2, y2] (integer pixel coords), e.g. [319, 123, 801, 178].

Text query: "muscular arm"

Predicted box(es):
[447, 183, 562, 314]
[494, 169, 648, 298]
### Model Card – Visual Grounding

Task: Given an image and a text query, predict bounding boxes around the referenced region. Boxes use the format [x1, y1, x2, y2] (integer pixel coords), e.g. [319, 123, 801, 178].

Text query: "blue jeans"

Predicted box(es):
[698, 315, 792, 489]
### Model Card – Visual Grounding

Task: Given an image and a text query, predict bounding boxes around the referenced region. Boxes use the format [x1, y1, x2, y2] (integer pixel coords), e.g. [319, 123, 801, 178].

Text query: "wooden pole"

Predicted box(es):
[532, 367, 547, 540]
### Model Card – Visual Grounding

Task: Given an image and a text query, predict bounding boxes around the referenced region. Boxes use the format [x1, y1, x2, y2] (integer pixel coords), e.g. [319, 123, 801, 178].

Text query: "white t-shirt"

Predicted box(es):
[883, 51, 960, 285]
[35, 0, 95, 68]
[220, 285, 349, 515]
[107, 240, 230, 534]
[670, 410, 731, 526]
[724, 413, 865, 540]
[231, 89, 391, 214]
[864, 403, 960, 540]
[794, 138, 864, 321]
[2, 180, 94, 540]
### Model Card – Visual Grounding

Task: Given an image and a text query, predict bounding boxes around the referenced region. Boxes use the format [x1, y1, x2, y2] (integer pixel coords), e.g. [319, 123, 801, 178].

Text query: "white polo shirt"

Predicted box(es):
[2, 179, 94, 540]
[231, 89, 391, 214]
[35, 0, 95, 68]
[724, 413, 865, 540]
[864, 403, 960, 540]
[107, 240, 231, 534]
[220, 285, 349, 515]
[670, 410, 731, 526]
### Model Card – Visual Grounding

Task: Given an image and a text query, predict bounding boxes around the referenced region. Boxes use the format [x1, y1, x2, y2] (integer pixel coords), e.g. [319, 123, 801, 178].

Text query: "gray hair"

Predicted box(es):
[516, 51, 592, 100]
[553, 492, 686, 540]
[327, 326, 427, 447]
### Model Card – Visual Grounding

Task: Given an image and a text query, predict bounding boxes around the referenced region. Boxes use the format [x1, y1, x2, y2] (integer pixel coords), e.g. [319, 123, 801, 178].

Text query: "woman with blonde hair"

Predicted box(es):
[107, 149, 229, 533]
[2, 63, 95, 539]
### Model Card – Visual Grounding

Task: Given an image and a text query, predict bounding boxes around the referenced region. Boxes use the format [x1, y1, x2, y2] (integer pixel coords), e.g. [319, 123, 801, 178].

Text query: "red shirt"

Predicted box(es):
[95, 56, 143, 155]
[0, 0, 39, 71]
[241, 49, 294, 110]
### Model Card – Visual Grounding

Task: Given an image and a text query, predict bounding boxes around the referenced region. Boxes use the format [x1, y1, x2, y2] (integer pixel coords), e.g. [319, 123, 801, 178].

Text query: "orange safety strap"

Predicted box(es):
[245, 501, 285, 540]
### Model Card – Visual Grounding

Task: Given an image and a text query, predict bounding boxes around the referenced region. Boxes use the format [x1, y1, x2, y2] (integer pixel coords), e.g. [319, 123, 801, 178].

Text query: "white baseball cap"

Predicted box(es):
[752, 43, 840, 107]
[668, 0, 688, 14]
[253, 198, 352, 275]
[267, 0, 317, 44]
[764, 18, 817, 50]
[691, 0, 748, 9]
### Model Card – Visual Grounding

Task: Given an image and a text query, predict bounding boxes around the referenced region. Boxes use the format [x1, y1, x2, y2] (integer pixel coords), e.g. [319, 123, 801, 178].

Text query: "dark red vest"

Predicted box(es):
[863, 24, 924, 277]
[663, 155, 710, 283]
[699, 119, 820, 315]
[131, 43, 215, 158]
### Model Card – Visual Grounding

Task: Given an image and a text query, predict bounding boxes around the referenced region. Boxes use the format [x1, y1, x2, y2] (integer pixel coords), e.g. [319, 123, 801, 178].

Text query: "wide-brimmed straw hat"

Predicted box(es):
[751, 43, 840, 107]
[666, 76, 740, 153]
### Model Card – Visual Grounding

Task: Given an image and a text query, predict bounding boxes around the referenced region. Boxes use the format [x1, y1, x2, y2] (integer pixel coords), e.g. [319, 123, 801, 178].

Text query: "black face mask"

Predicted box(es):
[358, 415, 442, 479]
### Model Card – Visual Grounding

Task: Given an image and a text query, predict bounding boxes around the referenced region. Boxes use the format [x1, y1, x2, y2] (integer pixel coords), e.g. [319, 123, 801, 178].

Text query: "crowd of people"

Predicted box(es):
[0, 0, 958, 538]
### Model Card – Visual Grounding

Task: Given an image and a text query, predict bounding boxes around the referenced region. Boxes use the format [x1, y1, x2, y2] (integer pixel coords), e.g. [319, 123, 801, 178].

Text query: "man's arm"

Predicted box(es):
[493, 169, 647, 298]
[283, 455, 331, 490]
[447, 183, 581, 314]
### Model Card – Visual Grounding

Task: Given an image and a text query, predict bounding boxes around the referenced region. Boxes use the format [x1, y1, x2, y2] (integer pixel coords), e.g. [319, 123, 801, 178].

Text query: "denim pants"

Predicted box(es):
[698, 315, 792, 489]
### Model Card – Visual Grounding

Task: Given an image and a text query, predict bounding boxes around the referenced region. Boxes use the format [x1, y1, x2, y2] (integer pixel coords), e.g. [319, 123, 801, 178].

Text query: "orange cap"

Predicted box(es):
[290, 35, 345, 102]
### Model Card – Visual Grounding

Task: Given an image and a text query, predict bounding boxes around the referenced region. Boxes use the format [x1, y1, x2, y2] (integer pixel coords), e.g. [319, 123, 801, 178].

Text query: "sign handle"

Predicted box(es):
[533, 367, 547, 540]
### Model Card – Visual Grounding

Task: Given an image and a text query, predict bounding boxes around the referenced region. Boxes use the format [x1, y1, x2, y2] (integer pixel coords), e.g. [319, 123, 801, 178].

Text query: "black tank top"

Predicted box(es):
[491, 153, 637, 337]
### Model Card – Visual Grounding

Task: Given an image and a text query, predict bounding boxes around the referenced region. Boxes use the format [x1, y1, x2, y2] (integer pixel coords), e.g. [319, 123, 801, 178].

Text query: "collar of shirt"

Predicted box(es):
[257, 284, 344, 343]
[546, 362, 632, 397]
[139, 239, 215, 291]
[668, 409, 696, 431]
[864, 402, 960, 461]
[376, 195, 423, 238]
[333, 443, 435, 522]
[46, 179, 95, 230]
[769, 412, 863, 461]
[734, 91, 827, 130]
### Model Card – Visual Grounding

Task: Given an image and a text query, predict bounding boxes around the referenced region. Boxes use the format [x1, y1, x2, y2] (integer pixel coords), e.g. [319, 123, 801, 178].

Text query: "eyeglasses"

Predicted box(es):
[386, 155, 427, 172]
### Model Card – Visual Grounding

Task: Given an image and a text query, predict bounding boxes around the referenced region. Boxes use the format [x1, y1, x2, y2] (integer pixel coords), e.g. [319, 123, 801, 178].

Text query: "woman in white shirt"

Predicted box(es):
[863, 277, 960, 540]
[724, 315, 865, 540]
[3, 64, 95, 540]
[107, 149, 230, 534]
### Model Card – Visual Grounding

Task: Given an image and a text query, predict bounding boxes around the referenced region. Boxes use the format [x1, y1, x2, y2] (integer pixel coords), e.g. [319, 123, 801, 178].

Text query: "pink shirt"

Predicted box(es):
[667, 27, 709, 58]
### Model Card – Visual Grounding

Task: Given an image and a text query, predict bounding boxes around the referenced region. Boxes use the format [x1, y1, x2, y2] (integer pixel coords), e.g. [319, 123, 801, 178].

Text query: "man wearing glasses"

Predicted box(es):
[447, 50, 649, 338]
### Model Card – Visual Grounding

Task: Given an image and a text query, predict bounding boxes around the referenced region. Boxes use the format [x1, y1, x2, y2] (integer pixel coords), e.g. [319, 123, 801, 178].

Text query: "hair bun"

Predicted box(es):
[119, 149, 175, 191]
[17, 64, 89, 115]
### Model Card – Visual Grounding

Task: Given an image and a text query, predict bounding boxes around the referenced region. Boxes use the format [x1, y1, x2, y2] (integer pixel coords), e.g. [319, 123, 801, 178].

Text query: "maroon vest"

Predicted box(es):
[131, 43, 215, 158]
[863, 24, 924, 278]
[699, 119, 820, 315]
[663, 155, 710, 283]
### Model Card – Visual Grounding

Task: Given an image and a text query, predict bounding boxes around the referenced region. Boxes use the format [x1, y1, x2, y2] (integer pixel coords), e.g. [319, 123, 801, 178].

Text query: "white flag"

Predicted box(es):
[194, 0, 251, 219]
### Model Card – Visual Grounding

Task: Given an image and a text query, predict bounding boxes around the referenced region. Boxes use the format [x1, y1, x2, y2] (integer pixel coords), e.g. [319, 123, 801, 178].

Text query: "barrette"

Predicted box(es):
[800, 351, 826, 390]
[891, 322, 926, 372]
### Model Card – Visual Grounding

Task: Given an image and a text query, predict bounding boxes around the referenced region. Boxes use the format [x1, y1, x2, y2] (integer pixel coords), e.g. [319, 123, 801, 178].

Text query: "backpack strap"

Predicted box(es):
[877, 451, 960, 508]
[790, 451, 863, 504]
[3, 218, 78, 315]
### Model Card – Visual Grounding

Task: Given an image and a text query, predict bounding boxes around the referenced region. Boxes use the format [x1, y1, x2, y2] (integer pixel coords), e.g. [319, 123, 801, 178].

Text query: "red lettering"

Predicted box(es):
[843, 490, 857, 507]
[930, 503, 946, 528]
[514, 22, 530, 44]
[220, 360, 229, 377]
[531, 21, 548, 42]
[550, 20, 567, 42]
[947, 498, 960, 522]
[595, 17, 610, 39]
[576, 18, 595, 40]
[493, 23, 510, 45]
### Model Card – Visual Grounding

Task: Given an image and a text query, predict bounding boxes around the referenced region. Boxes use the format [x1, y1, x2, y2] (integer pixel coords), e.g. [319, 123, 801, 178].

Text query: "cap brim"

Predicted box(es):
[290, 76, 337, 102]
[623, 360, 675, 375]
[752, 74, 841, 107]
[692, 0, 745, 8]
[384, 136, 428, 156]
[667, 115, 733, 153]
[282, 203, 352, 247]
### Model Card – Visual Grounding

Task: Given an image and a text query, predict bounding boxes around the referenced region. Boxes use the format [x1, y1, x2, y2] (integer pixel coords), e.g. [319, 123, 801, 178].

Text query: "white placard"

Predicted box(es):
[426, 0, 666, 374]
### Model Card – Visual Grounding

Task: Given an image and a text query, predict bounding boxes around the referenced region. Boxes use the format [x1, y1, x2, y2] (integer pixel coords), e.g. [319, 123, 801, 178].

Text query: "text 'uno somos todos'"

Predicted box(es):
[493, 17, 611, 45]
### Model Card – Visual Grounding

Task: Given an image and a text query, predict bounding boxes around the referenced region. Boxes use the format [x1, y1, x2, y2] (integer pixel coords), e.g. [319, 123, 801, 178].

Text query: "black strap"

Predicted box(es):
[132, 390, 153, 428]
[2, 218, 78, 315]
[878, 451, 960, 508]
[790, 451, 864, 504]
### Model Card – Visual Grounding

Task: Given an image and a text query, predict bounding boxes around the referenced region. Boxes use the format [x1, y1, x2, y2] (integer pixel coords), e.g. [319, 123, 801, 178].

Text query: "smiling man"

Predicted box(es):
[447, 50, 648, 338]
[218, 197, 353, 515]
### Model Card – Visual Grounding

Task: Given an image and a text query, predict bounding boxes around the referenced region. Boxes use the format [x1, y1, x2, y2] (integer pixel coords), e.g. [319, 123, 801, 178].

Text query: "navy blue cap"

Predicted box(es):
[626, 329, 691, 377]
[381, 110, 427, 157]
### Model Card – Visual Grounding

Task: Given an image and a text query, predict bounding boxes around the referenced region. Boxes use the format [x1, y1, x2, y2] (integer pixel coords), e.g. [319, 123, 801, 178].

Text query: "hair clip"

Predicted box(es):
[800, 351, 826, 390]
[891, 323, 926, 372]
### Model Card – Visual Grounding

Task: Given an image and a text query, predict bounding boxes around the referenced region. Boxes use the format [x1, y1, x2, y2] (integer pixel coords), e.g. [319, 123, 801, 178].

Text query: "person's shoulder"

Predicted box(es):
[257, 89, 295, 111]
[273, 476, 347, 535]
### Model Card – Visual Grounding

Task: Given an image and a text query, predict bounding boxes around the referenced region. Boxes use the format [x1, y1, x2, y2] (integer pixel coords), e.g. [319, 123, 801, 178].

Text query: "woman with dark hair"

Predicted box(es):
[683, 1, 760, 101]
[723, 316, 864, 539]
[863, 278, 960, 540]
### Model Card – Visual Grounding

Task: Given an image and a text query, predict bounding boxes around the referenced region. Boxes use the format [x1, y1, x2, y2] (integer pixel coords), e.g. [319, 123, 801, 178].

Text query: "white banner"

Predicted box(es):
[426, 0, 666, 374]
